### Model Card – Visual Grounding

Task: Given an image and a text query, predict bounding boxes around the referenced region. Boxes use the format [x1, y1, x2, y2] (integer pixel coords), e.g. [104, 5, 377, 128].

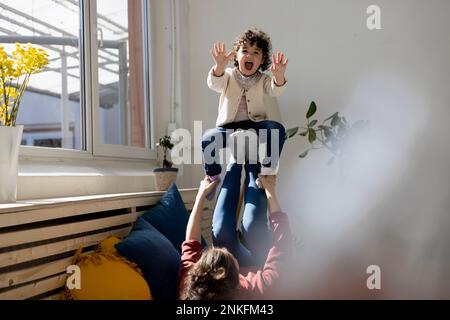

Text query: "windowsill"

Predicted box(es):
[0, 188, 199, 214]
[17, 156, 170, 200]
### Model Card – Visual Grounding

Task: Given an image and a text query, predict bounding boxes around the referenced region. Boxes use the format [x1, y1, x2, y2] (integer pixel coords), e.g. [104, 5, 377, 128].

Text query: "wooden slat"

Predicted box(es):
[0, 194, 162, 215]
[180, 191, 198, 205]
[0, 257, 72, 289]
[185, 202, 194, 211]
[134, 204, 210, 218]
[0, 273, 66, 300]
[0, 188, 199, 214]
[0, 213, 138, 248]
[0, 190, 202, 231]
[0, 189, 199, 225]
[0, 227, 131, 269]
[0, 199, 150, 228]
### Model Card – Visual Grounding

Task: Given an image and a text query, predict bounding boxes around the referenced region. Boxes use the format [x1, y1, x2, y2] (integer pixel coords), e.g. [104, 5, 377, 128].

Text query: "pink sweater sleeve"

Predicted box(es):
[238, 211, 292, 298]
[178, 240, 203, 299]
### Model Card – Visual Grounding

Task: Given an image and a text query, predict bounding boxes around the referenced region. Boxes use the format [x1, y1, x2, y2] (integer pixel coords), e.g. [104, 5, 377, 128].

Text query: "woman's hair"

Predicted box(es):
[233, 28, 272, 71]
[181, 247, 240, 300]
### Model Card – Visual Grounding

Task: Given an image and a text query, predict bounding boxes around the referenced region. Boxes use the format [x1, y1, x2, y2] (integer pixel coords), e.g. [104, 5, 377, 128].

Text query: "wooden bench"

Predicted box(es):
[0, 189, 212, 300]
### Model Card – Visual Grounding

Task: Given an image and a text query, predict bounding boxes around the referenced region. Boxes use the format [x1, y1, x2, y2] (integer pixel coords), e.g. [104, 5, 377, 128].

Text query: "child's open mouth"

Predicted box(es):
[244, 62, 254, 71]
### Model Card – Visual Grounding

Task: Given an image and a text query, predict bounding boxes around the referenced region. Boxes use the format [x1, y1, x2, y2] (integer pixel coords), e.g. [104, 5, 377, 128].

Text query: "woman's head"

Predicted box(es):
[181, 247, 240, 300]
[233, 28, 272, 75]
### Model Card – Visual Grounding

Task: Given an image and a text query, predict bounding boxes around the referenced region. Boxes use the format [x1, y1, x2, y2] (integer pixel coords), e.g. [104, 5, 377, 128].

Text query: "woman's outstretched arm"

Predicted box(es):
[185, 177, 219, 242]
[260, 175, 282, 213]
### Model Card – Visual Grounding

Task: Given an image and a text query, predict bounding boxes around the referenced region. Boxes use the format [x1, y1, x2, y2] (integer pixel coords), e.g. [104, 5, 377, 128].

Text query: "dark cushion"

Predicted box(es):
[115, 217, 180, 300]
[142, 183, 207, 253]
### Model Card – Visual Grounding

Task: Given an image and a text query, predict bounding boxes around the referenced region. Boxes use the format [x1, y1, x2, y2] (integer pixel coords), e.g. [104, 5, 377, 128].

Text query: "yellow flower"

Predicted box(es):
[0, 43, 49, 126]
[13, 43, 49, 75]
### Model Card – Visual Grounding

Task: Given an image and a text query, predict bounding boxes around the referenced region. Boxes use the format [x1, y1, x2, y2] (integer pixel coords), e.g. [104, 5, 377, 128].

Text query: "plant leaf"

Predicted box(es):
[323, 112, 338, 122]
[285, 127, 299, 139]
[299, 130, 308, 136]
[331, 114, 341, 127]
[306, 101, 317, 119]
[308, 128, 316, 143]
[299, 150, 309, 158]
[309, 119, 318, 127]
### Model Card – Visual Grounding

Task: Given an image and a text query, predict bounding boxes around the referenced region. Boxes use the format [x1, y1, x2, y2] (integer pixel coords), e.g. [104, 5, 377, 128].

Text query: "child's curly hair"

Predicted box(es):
[181, 247, 239, 300]
[233, 28, 272, 72]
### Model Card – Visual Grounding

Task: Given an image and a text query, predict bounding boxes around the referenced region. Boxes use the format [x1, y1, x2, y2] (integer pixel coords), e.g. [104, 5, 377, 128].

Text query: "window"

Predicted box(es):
[0, 0, 83, 150]
[93, 0, 153, 158]
[0, 0, 154, 159]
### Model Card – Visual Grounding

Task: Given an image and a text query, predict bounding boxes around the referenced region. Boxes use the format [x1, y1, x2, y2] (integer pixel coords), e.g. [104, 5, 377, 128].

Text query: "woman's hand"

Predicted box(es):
[257, 174, 277, 197]
[198, 176, 219, 200]
[210, 42, 234, 76]
[258, 174, 282, 213]
[187, 176, 219, 242]
[270, 51, 288, 86]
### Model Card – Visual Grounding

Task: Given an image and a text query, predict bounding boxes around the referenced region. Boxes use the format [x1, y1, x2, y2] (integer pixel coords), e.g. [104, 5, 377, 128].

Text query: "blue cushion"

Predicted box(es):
[115, 217, 180, 300]
[142, 183, 207, 253]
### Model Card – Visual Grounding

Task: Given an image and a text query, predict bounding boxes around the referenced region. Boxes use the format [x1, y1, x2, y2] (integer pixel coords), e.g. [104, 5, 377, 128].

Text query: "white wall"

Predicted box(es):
[173, 0, 450, 298]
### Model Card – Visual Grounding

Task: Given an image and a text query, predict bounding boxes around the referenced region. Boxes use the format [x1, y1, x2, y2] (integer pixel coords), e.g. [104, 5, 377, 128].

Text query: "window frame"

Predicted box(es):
[17, 0, 156, 161]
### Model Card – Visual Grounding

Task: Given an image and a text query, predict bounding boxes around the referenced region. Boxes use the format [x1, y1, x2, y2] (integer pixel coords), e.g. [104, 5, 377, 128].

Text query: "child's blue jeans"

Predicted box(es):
[212, 162, 271, 268]
[202, 120, 286, 177]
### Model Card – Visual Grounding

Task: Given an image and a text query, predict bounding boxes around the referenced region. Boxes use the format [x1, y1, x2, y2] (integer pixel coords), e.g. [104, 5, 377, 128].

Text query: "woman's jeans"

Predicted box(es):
[202, 120, 286, 177]
[212, 162, 271, 268]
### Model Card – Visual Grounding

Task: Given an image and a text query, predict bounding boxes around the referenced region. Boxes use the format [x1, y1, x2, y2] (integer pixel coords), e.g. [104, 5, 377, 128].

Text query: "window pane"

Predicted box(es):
[0, 0, 84, 150]
[96, 0, 148, 148]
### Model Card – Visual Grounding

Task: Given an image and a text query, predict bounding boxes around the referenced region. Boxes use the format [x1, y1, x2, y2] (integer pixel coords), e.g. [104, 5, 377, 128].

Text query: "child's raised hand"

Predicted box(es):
[270, 51, 288, 86]
[210, 42, 234, 70]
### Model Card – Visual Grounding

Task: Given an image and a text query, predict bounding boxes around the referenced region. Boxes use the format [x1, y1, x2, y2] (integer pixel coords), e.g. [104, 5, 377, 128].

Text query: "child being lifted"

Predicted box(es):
[202, 28, 289, 200]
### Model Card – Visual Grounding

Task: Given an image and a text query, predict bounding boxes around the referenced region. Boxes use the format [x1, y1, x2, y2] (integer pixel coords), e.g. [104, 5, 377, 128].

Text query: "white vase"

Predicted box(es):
[0, 125, 23, 203]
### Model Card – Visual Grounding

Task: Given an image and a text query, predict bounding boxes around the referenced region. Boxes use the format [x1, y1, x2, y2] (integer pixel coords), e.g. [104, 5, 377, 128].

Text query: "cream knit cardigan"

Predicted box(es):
[207, 67, 287, 127]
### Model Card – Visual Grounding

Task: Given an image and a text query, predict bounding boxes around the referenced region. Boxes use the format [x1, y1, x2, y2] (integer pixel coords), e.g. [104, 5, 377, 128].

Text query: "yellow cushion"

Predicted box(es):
[70, 253, 152, 300]
[98, 235, 121, 255]
[63, 236, 152, 300]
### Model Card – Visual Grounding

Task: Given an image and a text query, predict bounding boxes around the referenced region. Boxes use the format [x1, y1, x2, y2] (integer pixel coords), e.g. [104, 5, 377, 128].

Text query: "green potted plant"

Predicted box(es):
[286, 101, 368, 165]
[0, 43, 49, 203]
[153, 135, 178, 191]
